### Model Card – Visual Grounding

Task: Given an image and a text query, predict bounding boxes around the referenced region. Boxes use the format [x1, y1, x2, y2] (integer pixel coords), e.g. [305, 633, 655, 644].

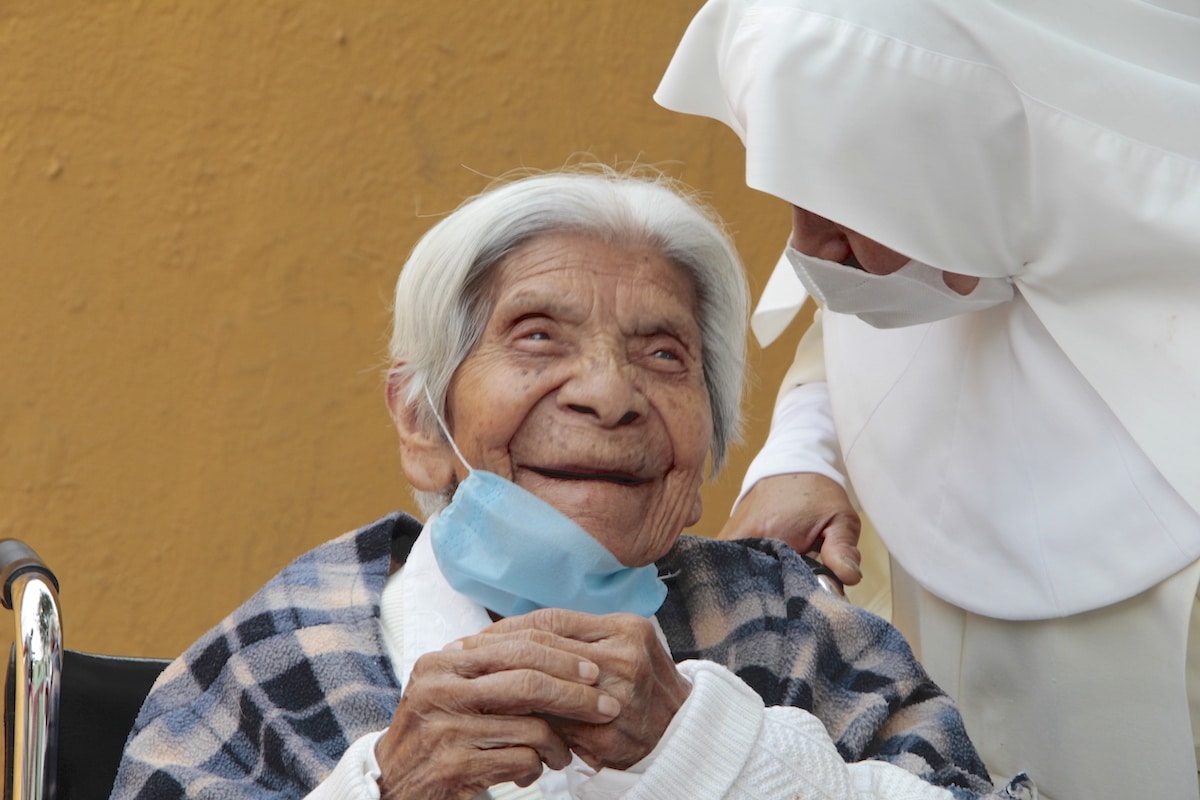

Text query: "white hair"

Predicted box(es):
[388, 166, 749, 515]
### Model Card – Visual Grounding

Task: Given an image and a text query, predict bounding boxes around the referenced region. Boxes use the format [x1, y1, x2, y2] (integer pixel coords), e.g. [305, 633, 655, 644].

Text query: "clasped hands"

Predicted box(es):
[375, 608, 691, 800]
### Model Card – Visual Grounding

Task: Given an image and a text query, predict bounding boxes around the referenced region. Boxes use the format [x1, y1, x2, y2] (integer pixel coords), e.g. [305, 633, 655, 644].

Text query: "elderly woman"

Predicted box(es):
[110, 168, 1031, 800]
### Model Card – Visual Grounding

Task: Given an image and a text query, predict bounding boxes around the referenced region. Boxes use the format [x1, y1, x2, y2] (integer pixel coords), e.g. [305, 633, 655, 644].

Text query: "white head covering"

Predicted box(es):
[656, 0, 1200, 617]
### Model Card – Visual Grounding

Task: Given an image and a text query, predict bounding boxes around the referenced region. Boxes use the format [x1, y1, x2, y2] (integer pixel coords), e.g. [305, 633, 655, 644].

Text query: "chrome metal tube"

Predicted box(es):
[8, 571, 62, 800]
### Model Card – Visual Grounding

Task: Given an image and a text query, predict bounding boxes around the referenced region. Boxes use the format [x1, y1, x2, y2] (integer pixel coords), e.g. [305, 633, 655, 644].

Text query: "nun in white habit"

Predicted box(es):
[655, 1, 1200, 798]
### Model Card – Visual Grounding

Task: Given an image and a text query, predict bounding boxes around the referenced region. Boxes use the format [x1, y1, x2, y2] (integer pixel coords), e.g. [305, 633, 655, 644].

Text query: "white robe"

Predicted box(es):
[654, 0, 1200, 620]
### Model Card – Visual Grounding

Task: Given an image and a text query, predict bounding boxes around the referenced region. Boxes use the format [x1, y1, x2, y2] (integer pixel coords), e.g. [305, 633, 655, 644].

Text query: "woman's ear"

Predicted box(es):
[385, 365, 457, 493]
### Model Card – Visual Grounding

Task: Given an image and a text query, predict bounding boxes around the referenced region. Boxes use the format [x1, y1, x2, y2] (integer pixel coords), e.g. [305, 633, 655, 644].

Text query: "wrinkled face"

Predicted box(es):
[440, 232, 712, 567]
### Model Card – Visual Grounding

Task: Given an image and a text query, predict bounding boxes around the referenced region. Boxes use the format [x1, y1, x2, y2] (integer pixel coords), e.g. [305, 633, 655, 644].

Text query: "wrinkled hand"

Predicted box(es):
[720, 472, 862, 585]
[457, 608, 691, 771]
[374, 631, 619, 800]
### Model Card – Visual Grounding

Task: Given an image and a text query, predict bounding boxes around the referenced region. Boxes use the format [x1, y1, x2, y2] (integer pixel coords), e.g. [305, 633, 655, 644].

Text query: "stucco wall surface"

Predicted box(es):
[0, 1, 807, 660]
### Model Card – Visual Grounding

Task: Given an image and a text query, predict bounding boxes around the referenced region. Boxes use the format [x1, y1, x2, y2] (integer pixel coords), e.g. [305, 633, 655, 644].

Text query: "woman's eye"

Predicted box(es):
[652, 348, 679, 361]
[511, 314, 554, 343]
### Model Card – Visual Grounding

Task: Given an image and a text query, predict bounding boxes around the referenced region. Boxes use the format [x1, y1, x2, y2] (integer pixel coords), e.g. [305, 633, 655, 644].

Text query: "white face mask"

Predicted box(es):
[785, 246, 1014, 329]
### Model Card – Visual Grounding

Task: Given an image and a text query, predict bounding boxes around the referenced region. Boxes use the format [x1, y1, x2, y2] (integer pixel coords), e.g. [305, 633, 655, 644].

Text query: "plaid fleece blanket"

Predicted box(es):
[110, 512, 1026, 799]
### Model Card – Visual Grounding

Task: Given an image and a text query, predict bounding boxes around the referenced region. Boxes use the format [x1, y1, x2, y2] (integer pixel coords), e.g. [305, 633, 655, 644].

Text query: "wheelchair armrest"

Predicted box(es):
[1, 539, 62, 800]
[0, 539, 59, 611]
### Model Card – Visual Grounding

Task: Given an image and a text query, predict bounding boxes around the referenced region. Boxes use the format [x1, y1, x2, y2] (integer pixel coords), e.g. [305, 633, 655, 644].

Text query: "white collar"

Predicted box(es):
[396, 513, 494, 685]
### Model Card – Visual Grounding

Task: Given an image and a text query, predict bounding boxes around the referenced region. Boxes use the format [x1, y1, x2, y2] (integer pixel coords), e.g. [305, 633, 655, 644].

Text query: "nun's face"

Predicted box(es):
[790, 206, 979, 294]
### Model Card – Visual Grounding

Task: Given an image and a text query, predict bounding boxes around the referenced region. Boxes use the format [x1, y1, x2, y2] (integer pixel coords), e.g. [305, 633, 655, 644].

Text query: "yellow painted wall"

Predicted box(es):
[1, 1, 810, 662]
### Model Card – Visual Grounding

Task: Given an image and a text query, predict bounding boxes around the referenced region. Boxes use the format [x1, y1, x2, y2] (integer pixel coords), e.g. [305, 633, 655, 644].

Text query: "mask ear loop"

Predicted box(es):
[423, 385, 475, 473]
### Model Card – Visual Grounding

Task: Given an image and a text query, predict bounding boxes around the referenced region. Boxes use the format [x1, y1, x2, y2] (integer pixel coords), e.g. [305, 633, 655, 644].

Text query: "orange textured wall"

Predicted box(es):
[0, 2, 809, 659]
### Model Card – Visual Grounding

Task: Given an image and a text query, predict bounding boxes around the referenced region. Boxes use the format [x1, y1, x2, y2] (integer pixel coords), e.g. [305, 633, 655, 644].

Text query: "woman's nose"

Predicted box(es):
[558, 352, 646, 427]
[566, 404, 639, 425]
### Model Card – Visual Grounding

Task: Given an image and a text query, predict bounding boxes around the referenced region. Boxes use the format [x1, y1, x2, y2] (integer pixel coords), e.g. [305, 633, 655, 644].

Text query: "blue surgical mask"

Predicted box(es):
[423, 392, 668, 618]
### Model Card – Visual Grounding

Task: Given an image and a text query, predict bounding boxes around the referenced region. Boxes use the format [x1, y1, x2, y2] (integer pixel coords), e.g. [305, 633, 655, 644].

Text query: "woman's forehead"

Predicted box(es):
[487, 233, 700, 317]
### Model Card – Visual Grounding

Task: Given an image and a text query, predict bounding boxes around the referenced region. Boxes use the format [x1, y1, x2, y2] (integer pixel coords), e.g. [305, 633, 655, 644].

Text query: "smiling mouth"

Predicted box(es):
[529, 466, 651, 486]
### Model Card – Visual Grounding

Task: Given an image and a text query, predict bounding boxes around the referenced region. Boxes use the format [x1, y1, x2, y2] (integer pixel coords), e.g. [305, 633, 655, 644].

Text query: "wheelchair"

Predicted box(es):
[1, 540, 170, 800]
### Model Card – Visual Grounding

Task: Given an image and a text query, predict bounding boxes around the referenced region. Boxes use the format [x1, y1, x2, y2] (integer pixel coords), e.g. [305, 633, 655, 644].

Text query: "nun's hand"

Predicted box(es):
[721, 472, 862, 585]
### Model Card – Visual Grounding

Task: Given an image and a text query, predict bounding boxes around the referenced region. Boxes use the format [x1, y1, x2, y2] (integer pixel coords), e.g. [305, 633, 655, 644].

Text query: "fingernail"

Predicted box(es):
[597, 695, 620, 717]
[578, 661, 599, 681]
[442, 639, 464, 651]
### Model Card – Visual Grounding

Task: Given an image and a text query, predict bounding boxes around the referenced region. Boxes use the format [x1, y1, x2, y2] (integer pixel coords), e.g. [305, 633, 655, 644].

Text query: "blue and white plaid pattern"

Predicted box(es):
[111, 512, 1022, 799]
